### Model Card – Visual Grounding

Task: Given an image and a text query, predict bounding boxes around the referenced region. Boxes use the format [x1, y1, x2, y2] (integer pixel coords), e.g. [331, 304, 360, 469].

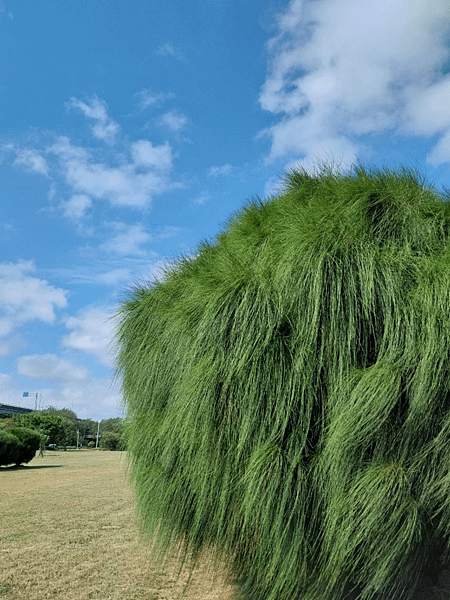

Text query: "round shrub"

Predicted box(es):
[7, 427, 41, 465]
[117, 165, 450, 600]
[0, 429, 20, 466]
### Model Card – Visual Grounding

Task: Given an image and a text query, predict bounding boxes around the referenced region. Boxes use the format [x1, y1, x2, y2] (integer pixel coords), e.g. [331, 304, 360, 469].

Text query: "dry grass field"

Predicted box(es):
[0, 450, 237, 600]
[3, 450, 450, 600]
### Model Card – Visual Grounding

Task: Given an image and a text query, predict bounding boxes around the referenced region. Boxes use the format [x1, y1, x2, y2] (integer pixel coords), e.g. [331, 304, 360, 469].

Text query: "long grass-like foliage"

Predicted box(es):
[116, 164, 450, 600]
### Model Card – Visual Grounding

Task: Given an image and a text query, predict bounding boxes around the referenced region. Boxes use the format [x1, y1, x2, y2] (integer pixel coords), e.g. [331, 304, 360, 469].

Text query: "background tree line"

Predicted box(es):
[0, 406, 124, 465]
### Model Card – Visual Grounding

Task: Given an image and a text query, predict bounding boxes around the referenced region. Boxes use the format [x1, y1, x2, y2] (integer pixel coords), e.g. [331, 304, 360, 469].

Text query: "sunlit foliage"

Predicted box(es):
[116, 164, 450, 600]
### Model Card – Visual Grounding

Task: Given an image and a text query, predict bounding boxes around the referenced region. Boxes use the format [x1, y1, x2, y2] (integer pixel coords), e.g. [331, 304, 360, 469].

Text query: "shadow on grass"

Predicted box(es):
[1, 464, 63, 470]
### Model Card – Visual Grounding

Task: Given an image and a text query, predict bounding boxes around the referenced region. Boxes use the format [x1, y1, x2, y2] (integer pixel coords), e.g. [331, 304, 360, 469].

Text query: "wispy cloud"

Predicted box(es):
[60, 194, 92, 221]
[192, 192, 209, 205]
[97, 268, 131, 285]
[67, 96, 120, 144]
[99, 221, 152, 256]
[0, 1, 12, 19]
[207, 163, 233, 177]
[42, 264, 132, 287]
[159, 110, 189, 133]
[134, 89, 175, 112]
[156, 43, 186, 62]
[17, 353, 90, 382]
[13, 148, 49, 176]
[260, 0, 450, 168]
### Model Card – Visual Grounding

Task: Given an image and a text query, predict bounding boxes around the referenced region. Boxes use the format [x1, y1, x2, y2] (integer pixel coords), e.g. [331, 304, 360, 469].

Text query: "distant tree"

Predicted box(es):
[117, 164, 450, 600]
[100, 418, 124, 435]
[42, 406, 78, 423]
[13, 413, 76, 447]
[5, 427, 40, 465]
[58, 417, 77, 447]
[99, 431, 122, 451]
[76, 418, 98, 445]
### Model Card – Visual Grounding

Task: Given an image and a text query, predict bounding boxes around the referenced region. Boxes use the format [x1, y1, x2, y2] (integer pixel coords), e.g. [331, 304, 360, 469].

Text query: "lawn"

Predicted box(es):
[0, 450, 236, 600]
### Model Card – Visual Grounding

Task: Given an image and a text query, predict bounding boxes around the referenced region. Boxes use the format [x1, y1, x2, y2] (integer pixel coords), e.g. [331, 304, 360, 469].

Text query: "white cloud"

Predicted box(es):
[91, 120, 121, 143]
[154, 225, 182, 240]
[48, 135, 89, 162]
[0, 341, 12, 356]
[207, 164, 233, 177]
[426, 130, 450, 168]
[60, 194, 92, 220]
[13, 149, 49, 176]
[192, 192, 209, 205]
[0, 260, 68, 339]
[0, 372, 11, 387]
[9, 97, 182, 211]
[100, 221, 152, 256]
[0, 336, 26, 357]
[45, 378, 122, 420]
[17, 353, 90, 382]
[130, 140, 173, 169]
[67, 96, 120, 143]
[135, 89, 175, 112]
[98, 268, 130, 285]
[49, 135, 177, 208]
[264, 175, 284, 198]
[61, 306, 116, 368]
[261, 0, 450, 166]
[156, 43, 186, 62]
[159, 110, 188, 133]
[401, 76, 450, 137]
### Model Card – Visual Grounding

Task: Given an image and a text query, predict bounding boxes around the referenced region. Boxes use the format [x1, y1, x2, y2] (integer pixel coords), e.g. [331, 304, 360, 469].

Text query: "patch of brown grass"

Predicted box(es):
[0, 450, 237, 600]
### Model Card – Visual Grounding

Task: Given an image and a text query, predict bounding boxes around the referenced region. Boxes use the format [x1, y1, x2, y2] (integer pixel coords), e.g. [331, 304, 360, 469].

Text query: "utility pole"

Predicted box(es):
[76, 429, 80, 450]
[96, 421, 100, 448]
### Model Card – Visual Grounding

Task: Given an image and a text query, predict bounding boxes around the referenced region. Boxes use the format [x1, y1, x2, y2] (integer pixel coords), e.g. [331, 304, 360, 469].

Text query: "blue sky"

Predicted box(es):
[1, 0, 450, 420]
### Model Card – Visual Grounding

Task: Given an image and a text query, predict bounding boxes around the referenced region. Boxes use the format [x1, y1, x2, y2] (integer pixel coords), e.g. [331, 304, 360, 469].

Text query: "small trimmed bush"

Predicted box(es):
[6, 427, 40, 465]
[0, 429, 20, 466]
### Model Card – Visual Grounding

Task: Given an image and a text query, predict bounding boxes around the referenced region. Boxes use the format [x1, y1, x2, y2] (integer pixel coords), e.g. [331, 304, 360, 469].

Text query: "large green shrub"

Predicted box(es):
[0, 427, 40, 466]
[116, 165, 450, 600]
